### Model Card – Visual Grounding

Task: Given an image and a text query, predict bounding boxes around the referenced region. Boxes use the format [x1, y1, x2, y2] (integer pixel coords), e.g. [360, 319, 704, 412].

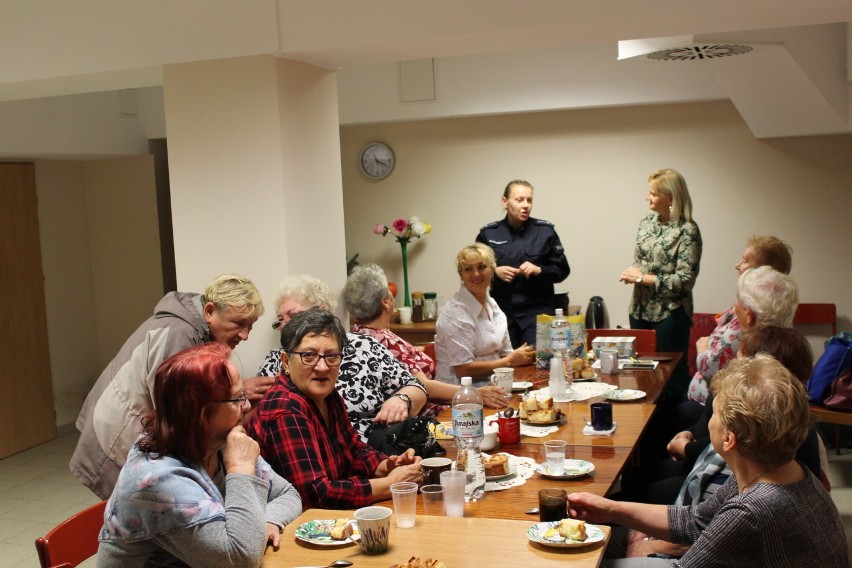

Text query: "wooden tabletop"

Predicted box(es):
[264, 508, 610, 568]
[511, 353, 680, 404]
[372, 443, 633, 519]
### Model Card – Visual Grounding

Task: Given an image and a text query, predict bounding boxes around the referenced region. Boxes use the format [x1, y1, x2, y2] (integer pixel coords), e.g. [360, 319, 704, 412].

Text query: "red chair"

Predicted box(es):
[423, 342, 436, 361]
[585, 329, 657, 355]
[35, 500, 106, 568]
[793, 303, 837, 335]
[688, 313, 719, 377]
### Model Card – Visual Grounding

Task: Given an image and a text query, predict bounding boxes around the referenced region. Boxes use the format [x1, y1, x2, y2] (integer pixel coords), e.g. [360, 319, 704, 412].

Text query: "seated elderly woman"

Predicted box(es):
[623, 325, 823, 560]
[257, 274, 427, 442]
[568, 354, 848, 567]
[97, 343, 302, 568]
[343, 263, 510, 409]
[639, 264, 801, 468]
[687, 235, 793, 405]
[435, 243, 535, 385]
[246, 308, 422, 508]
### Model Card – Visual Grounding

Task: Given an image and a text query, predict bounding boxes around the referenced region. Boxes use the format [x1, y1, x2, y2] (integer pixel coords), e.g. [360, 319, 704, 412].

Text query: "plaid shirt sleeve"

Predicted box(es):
[247, 378, 386, 510]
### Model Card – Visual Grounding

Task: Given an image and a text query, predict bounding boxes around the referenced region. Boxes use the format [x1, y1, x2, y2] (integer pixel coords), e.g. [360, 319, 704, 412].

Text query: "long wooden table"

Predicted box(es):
[511, 354, 680, 404]
[263, 508, 610, 568]
[375, 443, 633, 520]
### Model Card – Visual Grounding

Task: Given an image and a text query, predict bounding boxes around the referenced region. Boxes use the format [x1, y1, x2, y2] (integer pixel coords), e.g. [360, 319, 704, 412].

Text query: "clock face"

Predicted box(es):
[360, 142, 395, 180]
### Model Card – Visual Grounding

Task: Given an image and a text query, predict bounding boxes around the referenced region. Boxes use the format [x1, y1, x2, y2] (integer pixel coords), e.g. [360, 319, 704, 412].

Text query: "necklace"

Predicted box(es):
[742, 465, 776, 492]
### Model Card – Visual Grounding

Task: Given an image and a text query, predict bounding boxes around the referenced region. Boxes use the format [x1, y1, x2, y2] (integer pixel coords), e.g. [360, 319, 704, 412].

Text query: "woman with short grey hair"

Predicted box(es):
[735, 265, 798, 329]
[343, 264, 511, 410]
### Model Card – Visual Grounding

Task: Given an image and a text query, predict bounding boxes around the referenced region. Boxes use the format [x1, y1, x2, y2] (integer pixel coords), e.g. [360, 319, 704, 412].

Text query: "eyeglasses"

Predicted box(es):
[291, 351, 343, 367]
[217, 391, 249, 405]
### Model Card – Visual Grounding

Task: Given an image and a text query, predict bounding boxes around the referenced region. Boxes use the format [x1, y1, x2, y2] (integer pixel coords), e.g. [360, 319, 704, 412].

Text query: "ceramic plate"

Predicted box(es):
[527, 521, 605, 548]
[536, 459, 595, 480]
[572, 371, 598, 382]
[607, 389, 646, 401]
[294, 519, 360, 546]
[521, 413, 565, 426]
[512, 381, 533, 391]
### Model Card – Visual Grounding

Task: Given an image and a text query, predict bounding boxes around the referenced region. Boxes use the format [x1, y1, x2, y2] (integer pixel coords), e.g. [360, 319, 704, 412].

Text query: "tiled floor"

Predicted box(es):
[1, 429, 850, 567]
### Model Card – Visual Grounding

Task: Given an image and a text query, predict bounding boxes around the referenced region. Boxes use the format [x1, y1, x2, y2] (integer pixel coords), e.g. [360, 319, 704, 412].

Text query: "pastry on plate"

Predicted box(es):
[329, 518, 350, 540]
[558, 518, 588, 541]
[483, 453, 510, 476]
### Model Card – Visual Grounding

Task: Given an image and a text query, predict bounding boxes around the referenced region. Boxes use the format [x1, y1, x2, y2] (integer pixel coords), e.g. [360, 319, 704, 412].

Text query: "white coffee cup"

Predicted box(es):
[600, 350, 619, 375]
[347, 506, 392, 554]
[490, 367, 514, 395]
[398, 307, 413, 325]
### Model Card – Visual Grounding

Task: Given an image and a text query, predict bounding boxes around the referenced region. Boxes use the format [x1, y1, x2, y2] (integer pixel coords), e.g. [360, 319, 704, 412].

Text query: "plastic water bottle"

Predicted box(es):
[549, 355, 567, 400]
[550, 308, 571, 358]
[452, 376, 486, 502]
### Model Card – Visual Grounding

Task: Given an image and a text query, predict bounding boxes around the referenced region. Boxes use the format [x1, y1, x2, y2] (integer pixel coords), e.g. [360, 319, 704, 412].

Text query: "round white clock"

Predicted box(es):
[359, 142, 395, 180]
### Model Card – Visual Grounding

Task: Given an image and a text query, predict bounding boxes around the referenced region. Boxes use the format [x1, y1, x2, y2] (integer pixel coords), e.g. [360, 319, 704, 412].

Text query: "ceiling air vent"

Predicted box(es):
[648, 44, 753, 61]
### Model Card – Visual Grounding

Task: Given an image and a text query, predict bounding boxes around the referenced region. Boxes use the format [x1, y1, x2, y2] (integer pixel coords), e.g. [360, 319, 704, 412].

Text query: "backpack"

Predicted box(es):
[807, 332, 852, 406]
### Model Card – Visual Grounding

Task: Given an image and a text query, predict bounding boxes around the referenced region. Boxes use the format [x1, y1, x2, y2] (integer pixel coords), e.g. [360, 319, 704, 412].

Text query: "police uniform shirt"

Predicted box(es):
[475, 216, 570, 329]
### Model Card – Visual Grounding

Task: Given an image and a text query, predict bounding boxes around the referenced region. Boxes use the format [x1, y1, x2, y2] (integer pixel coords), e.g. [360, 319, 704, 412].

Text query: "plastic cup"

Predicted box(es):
[398, 307, 413, 324]
[390, 482, 418, 528]
[420, 484, 446, 516]
[440, 470, 466, 517]
[543, 440, 567, 476]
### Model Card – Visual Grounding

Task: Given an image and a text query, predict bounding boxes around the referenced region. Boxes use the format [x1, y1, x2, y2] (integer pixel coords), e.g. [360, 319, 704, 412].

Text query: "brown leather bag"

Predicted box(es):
[823, 368, 852, 411]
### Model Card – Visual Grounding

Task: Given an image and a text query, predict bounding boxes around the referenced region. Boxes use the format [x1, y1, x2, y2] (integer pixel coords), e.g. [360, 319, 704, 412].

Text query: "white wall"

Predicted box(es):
[341, 100, 852, 357]
[34, 156, 162, 427]
[0, 89, 161, 158]
[163, 56, 348, 372]
[84, 157, 163, 368]
[35, 161, 100, 427]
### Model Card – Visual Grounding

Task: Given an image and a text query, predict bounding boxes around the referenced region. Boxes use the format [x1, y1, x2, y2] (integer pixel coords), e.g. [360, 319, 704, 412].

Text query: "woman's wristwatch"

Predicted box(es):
[392, 392, 413, 411]
[635, 273, 643, 284]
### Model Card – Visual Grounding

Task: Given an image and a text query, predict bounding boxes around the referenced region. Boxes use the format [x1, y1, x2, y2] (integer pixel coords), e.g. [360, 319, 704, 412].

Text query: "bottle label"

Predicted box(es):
[452, 405, 483, 437]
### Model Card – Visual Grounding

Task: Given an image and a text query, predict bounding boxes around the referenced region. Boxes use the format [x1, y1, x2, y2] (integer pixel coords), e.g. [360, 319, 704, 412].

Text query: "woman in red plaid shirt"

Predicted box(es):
[246, 308, 423, 508]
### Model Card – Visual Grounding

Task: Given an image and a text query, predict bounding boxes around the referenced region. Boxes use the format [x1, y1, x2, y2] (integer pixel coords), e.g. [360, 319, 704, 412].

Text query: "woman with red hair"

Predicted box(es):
[97, 343, 302, 568]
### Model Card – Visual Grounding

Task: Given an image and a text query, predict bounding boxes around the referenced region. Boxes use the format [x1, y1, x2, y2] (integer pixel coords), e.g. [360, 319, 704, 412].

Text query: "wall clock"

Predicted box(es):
[359, 142, 395, 180]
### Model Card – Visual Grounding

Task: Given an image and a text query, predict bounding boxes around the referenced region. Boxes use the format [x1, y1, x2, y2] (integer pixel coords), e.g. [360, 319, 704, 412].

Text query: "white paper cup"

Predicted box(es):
[351, 506, 392, 554]
[390, 481, 418, 528]
[398, 307, 413, 324]
[440, 470, 466, 517]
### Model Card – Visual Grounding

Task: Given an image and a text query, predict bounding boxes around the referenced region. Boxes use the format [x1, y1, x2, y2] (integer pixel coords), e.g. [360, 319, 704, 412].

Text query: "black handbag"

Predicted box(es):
[365, 416, 444, 458]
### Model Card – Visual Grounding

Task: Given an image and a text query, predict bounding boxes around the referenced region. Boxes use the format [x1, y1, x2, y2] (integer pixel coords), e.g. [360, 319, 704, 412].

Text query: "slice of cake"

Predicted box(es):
[483, 453, 510, 476]
[558, 518, 587, 541]
[329, 518, 350, 540]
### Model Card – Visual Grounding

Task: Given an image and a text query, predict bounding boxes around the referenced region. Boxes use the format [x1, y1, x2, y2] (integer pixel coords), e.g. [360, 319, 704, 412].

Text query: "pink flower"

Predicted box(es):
[372, 224, 387, 236]
[392, 218, 408, 233]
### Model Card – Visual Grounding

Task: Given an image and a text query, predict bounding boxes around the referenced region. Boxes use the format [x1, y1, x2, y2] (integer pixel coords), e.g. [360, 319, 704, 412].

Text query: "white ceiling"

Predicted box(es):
[2, 0, 851, 137]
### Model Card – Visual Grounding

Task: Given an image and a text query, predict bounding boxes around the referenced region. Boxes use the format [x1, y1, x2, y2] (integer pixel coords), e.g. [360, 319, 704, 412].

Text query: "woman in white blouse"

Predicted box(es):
[434, 243, 535, 385]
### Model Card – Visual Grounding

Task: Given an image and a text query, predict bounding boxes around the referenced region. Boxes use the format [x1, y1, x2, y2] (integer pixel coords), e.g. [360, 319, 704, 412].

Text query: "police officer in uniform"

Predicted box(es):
[476, 180, 570, 348]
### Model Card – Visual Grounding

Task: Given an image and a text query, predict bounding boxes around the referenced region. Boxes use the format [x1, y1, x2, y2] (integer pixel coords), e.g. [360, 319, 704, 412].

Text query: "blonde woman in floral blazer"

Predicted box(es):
[619, 169, 702, 402]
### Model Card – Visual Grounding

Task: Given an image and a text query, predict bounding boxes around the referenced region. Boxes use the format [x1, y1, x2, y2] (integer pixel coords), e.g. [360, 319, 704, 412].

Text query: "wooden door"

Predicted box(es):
[0, 162, 56, 458]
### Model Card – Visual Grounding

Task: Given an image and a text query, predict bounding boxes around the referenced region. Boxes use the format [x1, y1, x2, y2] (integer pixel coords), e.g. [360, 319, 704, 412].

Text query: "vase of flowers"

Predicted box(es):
[373, 216, 432, 307]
